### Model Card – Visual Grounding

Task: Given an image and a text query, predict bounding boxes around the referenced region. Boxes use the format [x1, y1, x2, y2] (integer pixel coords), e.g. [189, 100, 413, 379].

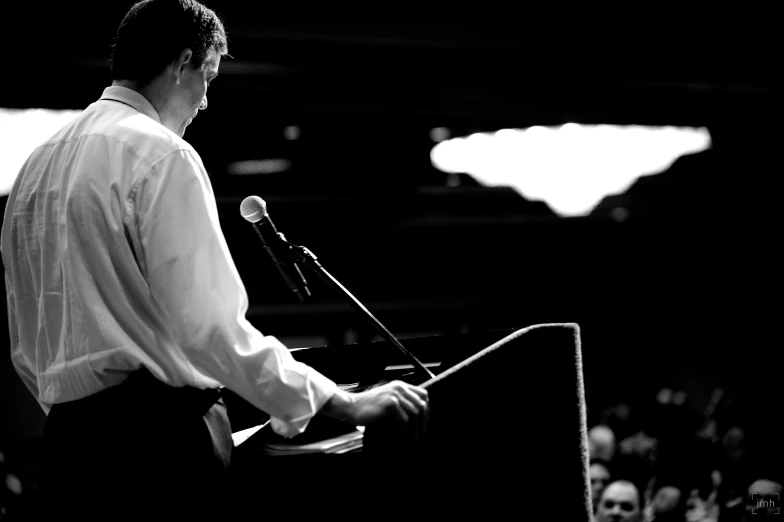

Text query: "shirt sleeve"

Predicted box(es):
[132, 148, 336, 438]
[4, 272, 50, 414]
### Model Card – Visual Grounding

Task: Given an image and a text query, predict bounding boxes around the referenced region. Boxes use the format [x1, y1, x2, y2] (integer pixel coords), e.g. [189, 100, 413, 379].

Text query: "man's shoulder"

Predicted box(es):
[104, 110, 196, 167]
[53, 100, 195, 169]
[26, 100, 203, 179]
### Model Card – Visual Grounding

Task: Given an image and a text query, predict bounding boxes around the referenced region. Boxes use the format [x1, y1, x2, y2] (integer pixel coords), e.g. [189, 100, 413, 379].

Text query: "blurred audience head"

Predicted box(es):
[590, 458, 613, 512]
[647, 485, 686, 522]
[684, 486, 718, 522]
[656, 388, 673, 405]
[619, 431, 658, 463]
[743, 478, 783, 521]
[654, 387, 687, 407]
[589, 424, 617, 462]
[595, 480, 644, 522]
[722, 426, 747, 461]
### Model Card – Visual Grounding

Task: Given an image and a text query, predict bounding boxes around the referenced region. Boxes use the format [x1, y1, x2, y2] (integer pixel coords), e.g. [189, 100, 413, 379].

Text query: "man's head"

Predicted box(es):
[110, 0, 228, 136]
[650, 486, 686, 522]
[722, 426, 746, 461]
[744, 478, 783, 521]
[595, 480, 644, 522]
[589, 424, 616, 462]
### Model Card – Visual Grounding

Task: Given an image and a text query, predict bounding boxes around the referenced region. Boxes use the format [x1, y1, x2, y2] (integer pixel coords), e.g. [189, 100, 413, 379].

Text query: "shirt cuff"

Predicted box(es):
[269, 368, 338, 439]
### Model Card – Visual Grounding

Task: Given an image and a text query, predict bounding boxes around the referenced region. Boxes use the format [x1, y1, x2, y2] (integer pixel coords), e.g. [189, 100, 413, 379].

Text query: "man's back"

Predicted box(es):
[1, 87, 201, 407]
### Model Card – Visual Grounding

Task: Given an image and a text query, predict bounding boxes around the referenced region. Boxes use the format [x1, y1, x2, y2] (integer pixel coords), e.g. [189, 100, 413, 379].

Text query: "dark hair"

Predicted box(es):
[110, 0, 228, 86]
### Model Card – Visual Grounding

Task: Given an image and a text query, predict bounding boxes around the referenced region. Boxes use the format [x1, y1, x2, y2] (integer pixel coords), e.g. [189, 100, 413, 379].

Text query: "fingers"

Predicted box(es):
[355, 380, 430, 427]
[387, 395, 410, 424]
[409, 384, 429, 402]
[386, 380, 429, 405]
[385, 394, 431, 444]
[394, 394, 417, 422]
[354, 380, 431, 450]
[400, 385, 429, 413]
[387, 382, 429, 442]
[398, 393, 429, 441]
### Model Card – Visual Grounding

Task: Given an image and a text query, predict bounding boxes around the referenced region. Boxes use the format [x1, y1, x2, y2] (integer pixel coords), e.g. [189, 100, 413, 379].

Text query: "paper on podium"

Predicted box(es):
[231, 382, 365, 452]
[232, 421, 270, 447]
[261, 426, 364, 455]
[232, 422, 364, 454]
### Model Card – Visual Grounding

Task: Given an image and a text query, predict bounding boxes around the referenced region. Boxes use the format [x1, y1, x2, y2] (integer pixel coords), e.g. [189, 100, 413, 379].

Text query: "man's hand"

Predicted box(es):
[320, 380, 429, 441]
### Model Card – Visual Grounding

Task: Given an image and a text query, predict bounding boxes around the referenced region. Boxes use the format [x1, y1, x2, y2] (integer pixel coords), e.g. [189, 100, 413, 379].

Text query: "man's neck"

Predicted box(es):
[112, 79, 160, 114]
[112, 79, 178, 135]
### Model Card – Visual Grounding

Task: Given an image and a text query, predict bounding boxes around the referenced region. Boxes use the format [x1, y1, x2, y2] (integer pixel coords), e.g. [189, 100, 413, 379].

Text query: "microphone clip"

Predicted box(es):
[262, 232, 312, 302]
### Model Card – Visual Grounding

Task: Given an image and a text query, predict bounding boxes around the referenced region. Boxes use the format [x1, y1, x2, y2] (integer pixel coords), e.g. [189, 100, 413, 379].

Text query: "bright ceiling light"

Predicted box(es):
[430, 123, 712, 216]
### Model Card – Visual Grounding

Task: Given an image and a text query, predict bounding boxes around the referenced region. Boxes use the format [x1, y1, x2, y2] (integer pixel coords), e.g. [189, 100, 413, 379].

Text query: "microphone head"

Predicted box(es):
[240, 195, 267, 223]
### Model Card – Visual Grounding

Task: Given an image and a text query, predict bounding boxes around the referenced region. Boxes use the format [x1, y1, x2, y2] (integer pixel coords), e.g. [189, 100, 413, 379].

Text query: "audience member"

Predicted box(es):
[715, 426, 755, 515]
[647, 485, 687, 522]
[742, 479, 782, 521]
[684, 485, 719, 522]
[589, 425, 617, 462]
[595, 480, 645, 522]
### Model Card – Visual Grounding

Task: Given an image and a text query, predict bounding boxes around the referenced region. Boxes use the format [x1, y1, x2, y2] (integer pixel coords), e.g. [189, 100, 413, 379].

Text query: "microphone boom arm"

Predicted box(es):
[284, 241, 436, 381]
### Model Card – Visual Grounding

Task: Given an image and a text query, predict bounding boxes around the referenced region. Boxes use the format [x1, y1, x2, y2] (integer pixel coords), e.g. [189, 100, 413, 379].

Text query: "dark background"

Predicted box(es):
[2, 3, 781, 451]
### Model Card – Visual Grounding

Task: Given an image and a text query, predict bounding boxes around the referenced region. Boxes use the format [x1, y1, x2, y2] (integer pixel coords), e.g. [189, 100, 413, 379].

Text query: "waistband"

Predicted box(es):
[54, 368, 223, 419]
[124, 368, 223, 416]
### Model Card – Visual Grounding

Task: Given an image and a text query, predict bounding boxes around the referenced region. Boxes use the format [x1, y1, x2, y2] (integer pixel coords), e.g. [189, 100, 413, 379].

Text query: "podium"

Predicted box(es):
[226, 323, 591, 520]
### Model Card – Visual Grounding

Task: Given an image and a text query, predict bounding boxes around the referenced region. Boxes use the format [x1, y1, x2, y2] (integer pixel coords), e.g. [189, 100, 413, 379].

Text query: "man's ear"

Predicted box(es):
[173, 48, 194, 85]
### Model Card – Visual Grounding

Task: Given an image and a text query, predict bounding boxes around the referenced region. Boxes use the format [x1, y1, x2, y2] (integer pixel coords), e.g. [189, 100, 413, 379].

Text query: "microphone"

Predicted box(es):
[239, 196, 311, 301]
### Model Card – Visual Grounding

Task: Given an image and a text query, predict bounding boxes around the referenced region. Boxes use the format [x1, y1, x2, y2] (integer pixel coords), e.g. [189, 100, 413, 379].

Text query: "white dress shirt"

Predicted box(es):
[1, 86, 337, 438]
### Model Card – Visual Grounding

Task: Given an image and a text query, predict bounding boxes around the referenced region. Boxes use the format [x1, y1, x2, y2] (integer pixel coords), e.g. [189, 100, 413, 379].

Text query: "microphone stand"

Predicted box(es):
[282, 240, 436, 382]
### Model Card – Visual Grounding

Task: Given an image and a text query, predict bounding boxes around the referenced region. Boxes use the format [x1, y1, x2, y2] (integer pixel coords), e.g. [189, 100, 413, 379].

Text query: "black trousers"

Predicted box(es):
[37, 369, 233, 521]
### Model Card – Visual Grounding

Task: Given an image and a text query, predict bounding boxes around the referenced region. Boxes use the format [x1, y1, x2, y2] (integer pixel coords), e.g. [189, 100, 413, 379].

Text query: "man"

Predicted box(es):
[1, 0, 428, 518]
[648, 486, 688, 522]
[589, 424, 617, 462]
[595, 480, 645, 522]
[743, 478, 783, 521]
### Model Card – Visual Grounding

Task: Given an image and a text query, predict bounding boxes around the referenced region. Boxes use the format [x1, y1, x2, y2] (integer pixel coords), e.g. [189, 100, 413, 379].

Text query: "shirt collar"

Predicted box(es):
[99, 85, 161, 124]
